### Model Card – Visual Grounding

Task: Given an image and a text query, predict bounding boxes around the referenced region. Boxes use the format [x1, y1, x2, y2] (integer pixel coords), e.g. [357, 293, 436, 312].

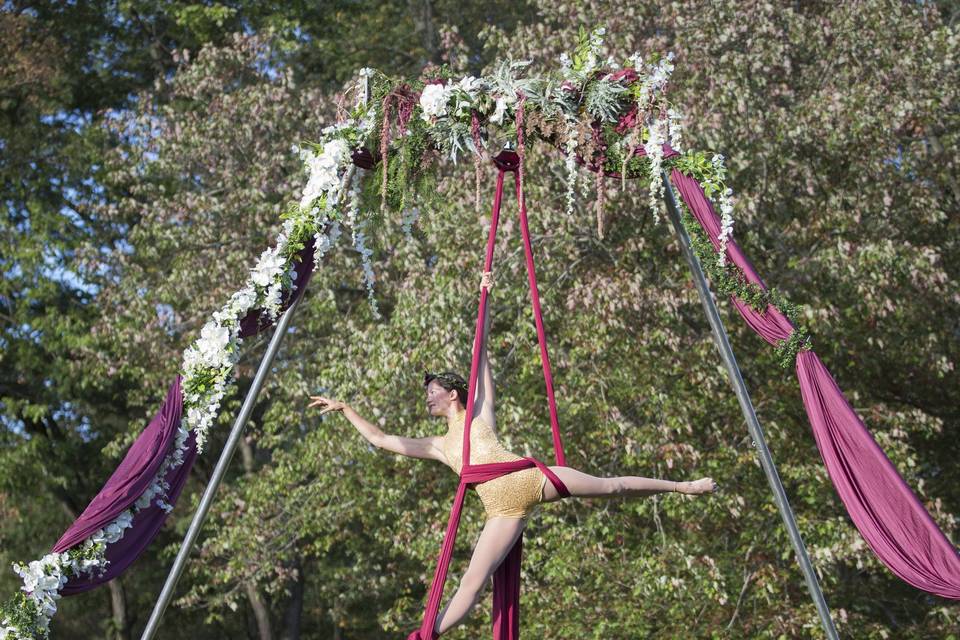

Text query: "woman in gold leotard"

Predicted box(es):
[308, 271, 717, 637]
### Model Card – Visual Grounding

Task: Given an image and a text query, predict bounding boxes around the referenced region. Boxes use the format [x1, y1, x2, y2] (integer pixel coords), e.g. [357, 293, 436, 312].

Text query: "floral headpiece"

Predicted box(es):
[423, 370, 469, 398]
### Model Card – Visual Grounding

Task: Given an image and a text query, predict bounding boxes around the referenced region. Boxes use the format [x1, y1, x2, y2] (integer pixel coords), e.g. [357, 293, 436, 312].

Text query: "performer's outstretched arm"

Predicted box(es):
[307, 396, 446, 462]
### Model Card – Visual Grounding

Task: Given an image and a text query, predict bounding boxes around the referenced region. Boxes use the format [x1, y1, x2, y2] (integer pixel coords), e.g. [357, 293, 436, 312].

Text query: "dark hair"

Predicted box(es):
[424, 370, 468, 406]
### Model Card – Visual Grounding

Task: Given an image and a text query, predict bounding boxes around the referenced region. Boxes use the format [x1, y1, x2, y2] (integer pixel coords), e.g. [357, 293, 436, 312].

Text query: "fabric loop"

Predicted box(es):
[492, 149, 521, 172]
[462, 457, 571, 499]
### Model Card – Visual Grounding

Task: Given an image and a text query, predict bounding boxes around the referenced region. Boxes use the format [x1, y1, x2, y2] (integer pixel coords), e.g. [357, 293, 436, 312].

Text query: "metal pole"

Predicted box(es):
[660, 170, 839, 640]
[139, 291, 305, 640]
[140, 75, 369, 640]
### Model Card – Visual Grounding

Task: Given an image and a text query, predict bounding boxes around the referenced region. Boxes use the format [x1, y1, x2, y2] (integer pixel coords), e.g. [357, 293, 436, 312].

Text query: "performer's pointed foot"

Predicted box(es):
[677, 477, 717, 495]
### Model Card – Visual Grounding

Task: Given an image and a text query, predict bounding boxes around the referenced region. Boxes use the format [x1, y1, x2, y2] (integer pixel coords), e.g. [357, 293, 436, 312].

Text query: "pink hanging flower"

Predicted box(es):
[615, 104, 639, 134]
[394, 85, 416, 135]
[609, 67, 639, 85]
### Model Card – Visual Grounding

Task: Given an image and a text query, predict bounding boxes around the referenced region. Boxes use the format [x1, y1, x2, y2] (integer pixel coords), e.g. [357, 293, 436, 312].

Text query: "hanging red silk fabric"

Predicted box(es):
[407, 151, 571, 640]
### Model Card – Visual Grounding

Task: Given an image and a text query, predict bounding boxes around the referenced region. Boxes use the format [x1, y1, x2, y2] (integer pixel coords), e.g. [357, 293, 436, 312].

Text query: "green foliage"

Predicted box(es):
[172, 3, 239, 41]
[363, 113, 443, 216]
[0, 592, 47, 639]
[280, 199, 326, 261]
[584, 78, 630, 123]
[182, 363, 232, 398]
[600, 124, 652, 176]
[426, 116, 474, 163]
[2, 2, 958, 640]
[570, 26, 603, 74]
[674, 151, 730, 199]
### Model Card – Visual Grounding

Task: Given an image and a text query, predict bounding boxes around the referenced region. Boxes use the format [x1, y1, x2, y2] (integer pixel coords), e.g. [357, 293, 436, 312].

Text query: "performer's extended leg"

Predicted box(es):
[434, 517, 526, 636]
[541, 466, 715, 503]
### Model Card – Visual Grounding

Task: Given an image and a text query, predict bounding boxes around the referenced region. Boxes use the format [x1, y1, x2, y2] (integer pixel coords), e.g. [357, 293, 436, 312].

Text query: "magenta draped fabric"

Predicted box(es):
[669, 168, 960, 599]
[52, 379, 196, 595]
[53, 377, 187, 556]
[408, 156, 571, 640]
[47, 241, 316, 595]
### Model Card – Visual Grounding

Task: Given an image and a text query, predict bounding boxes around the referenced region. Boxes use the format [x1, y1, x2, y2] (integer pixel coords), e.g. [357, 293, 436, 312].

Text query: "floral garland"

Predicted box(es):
[1, 105, 373, 640]
[673, 151, 737, 266]
[2, 26, 758, 638]
[673, 189, 813, 368]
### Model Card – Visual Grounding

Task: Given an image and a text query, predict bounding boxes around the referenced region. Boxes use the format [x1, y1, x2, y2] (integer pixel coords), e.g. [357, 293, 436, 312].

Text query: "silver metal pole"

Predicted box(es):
[139, 291, 304, 640]
[140, 75, 369, 640]
[660, 170, 839, 640]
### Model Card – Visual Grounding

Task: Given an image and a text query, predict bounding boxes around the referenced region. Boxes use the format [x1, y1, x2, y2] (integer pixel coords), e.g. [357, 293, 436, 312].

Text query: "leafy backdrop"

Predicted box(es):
[1, 1, 957, 638]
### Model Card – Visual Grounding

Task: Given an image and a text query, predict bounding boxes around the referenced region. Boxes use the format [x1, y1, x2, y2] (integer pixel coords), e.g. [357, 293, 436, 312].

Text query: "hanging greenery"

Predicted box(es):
[676, 201, 813, 368]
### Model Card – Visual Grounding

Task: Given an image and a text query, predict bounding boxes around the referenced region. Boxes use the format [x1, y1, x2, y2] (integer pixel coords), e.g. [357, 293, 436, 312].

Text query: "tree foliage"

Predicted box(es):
[2, 1, 958, 638]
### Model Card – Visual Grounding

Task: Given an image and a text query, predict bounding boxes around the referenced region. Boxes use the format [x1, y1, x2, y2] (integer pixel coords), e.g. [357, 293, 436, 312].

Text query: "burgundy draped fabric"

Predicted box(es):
[408, 156, 571, 640]
[48, 240, 317, 594]
[57, 427, 199, 595]
[53, 377, 186, 556]
[669, 168, 960, 599]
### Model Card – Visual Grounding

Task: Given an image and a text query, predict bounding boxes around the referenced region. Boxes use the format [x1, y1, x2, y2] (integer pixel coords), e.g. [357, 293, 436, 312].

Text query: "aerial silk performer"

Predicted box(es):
[307, 269, 717, 637]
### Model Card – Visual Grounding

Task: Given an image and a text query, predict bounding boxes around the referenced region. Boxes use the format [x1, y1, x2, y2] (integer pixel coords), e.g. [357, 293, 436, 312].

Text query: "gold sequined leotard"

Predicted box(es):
[440, 408, 548, 521]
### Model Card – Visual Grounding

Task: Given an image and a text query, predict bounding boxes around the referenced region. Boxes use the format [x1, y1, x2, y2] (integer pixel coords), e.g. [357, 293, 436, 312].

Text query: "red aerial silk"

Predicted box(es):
[407, 151, 571, 640]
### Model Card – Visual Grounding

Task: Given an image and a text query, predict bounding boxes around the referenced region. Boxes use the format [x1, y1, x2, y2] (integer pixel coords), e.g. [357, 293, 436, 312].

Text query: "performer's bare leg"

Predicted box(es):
[432, 471, 713, 635]
[434, 516, 526, 636]
[541, 466, 716, 503]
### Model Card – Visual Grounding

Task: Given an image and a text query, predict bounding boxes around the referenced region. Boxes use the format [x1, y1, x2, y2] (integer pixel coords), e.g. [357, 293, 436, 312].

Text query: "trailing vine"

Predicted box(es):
[677, 201, 813, 368]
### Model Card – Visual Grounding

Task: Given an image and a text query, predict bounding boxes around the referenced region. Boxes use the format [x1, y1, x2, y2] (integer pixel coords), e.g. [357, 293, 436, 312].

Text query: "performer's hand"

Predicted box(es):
[308, 395, 348, 415]
[480, 270, 494, 292]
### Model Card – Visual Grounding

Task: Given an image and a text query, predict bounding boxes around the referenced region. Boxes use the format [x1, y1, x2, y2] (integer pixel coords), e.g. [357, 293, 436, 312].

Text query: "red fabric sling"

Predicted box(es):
[408, 151, 570, 640]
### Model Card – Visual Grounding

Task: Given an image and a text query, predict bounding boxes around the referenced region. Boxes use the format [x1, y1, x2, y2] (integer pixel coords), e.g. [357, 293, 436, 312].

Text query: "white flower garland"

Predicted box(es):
[667, 107, 684, 153]
[2, 100, 374, 640]
[564, 119, 579, 219]
[709, 153, 736, 266]
[643, 116, 667, 225]
[593, 48, 682, 228]
[344, 170, 381, 320]
[4, 424, 189, 638]
[299, 139, 351, 211]
[314, 219, 342, 266]
[419, 83, 452, 121]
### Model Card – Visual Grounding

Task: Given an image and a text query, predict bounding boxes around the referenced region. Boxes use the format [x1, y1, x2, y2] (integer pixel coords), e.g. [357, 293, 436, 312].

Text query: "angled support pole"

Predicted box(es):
[139, 289, 305, 640]
[140, 159, 358, 640]
[141, 72, 369, 637]
[660, 170, 839, 640]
